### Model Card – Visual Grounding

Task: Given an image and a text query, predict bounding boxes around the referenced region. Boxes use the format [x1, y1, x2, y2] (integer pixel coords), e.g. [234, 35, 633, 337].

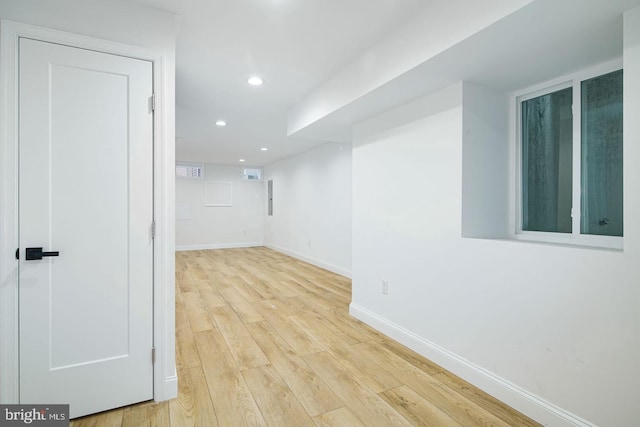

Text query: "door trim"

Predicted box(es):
[0, 20, 177, 404]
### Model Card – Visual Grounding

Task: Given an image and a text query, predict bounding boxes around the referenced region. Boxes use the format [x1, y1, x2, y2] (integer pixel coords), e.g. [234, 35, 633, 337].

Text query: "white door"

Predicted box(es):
[18, 38, 154, 419]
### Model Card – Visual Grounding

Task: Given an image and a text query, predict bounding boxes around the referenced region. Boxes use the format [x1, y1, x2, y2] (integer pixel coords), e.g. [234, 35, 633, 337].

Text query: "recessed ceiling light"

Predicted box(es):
[260, 147, 268, 151]
[215, 120, 227, 127]
[239, 159, 246, 162]
[247, 76, 264, 86]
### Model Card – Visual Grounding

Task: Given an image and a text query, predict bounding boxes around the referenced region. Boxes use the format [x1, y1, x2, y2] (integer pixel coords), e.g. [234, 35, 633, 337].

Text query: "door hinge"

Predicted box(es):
[150, 94, 156, 112]
[152, 347, 156, 364]
[151, 221, 156, 239]
[15, 248, 19, 260]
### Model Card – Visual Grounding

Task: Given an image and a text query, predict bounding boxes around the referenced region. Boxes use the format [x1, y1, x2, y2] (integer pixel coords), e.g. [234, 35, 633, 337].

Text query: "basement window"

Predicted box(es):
[515, 61, 623, 249]
[176, 163, 204, 179]
[243, 167, 263, 181]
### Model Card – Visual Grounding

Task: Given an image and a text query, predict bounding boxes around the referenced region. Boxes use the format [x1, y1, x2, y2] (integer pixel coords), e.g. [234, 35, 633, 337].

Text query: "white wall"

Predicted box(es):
[176, 164, 264, 250]
[0, 0, 178, 51]
[461, 82, 510, 238]
[264, 143, 352, 277]
[288, 0, 533, 137]
[351, 24, 640, 425]
[0, 0, 177, 404]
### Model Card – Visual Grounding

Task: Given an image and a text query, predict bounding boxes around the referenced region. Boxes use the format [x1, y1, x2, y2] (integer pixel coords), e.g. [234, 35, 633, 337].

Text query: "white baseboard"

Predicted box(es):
[264, 243, 351, 278]
[176, 242, 263, 251]
[349, 303, 597, 427]
[155, 374, 177, 402]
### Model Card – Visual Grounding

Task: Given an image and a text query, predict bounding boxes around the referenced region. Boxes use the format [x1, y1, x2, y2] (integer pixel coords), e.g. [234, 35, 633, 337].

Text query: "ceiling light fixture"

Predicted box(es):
[215, 120, 227, 127]
[239, 159, 246, 162]
[247, 76, 264, 86]
[260, 147, 268, 151]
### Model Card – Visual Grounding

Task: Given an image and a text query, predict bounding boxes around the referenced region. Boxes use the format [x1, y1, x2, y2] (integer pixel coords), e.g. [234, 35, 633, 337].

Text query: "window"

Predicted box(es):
[243, 167, 262, 181]
[521, 86, 573, 233]
[581, 71, 623, 237]
[176, 163, 203, 179]
[517, 64, 623, 246]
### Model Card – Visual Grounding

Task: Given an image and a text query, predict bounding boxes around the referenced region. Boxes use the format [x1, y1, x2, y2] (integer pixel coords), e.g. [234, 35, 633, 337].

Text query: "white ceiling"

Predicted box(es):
[129, 0, 427, 165]
[291, 0, 640, 142]
[127, 0, 640, 165]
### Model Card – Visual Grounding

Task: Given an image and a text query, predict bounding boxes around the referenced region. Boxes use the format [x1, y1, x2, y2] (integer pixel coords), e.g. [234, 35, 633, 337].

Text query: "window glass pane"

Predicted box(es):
[581, 70, 623, 237]
[176, 164, 203, 178]
[522, 87, 573, 233]
[243, 167, 262, 180]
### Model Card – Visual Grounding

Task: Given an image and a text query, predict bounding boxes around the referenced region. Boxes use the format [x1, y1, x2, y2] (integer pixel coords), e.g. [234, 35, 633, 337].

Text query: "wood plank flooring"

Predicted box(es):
[71, 247, 540, 427]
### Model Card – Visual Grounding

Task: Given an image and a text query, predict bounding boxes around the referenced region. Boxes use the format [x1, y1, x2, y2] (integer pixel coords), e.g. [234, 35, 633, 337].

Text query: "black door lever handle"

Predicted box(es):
[25, 247, 60, 261]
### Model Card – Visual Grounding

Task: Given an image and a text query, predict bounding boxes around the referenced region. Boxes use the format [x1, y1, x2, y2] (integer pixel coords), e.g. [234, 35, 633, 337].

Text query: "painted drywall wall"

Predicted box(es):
[0, 0, 178, 51]
[0, 0, 178, 403]
[176, 164, 264, 250]
[288, 0, 533, 137]
[264, 143, 352, 278]
[351, 49, 640, 427]
[461, 82, 510, 238]
[625, 6, 640, 255]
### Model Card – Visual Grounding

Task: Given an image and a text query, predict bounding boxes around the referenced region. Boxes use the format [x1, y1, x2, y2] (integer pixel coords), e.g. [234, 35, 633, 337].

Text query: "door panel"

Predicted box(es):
[19, 38, 154, 419]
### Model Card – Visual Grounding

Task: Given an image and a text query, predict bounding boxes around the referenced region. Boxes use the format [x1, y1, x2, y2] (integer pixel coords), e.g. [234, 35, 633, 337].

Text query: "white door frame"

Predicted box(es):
[0, 20, 177, 404]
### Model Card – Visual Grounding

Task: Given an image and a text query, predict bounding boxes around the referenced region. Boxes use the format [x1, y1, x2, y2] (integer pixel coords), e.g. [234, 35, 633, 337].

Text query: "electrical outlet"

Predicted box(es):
[382, 280, 389, 295]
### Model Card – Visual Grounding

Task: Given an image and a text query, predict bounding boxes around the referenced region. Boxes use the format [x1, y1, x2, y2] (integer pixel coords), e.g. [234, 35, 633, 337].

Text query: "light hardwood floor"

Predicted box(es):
[71, 247, 540, 426]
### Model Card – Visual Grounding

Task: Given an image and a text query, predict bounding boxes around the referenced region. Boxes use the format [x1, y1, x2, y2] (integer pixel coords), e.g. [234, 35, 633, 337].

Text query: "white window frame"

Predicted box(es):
[242, 166, 263, 181]
[513, 59, 623, 250]
[176, 162, 204, 179]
